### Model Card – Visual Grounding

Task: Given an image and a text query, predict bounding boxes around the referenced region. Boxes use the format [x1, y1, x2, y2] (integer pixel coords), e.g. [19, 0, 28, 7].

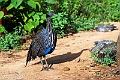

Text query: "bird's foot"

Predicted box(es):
[48, 67, 55, 70]
[41, 67, 54, 71]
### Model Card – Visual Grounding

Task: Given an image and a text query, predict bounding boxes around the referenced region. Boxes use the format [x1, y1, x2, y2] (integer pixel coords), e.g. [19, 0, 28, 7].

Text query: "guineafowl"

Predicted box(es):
[25, 12, 57, 71]
[94, 24, 117, 32]
[91, 40, 116, 58]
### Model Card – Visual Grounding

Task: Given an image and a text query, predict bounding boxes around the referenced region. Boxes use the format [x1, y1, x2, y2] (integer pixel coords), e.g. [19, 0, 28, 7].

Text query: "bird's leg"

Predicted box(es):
[40, 57, 45, 71]
[43, 56, 54, 70]
[44, 56, 49, 70]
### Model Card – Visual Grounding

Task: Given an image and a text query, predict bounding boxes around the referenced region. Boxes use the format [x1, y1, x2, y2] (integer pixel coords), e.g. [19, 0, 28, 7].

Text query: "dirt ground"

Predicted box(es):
[0, 22, 120, 80]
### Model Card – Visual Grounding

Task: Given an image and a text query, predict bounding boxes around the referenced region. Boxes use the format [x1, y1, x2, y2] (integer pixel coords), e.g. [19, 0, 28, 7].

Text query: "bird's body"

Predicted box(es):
[26, 13, 57, 70]
[91, 40, 116, 58]
[94, 24, 117, 32]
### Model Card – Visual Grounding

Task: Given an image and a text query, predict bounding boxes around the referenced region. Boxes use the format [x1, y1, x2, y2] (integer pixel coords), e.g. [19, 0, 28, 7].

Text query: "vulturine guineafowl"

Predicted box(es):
[91, 40, 116, 58]
[25, 12, 57, 71]
[94, 24, 117, 32]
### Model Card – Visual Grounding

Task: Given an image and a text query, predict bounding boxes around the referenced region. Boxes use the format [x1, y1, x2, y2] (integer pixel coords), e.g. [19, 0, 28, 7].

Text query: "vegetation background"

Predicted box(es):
[0, 0, 120, 65]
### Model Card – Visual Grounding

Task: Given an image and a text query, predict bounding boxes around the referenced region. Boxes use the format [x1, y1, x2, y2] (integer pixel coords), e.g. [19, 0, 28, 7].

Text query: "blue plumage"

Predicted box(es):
[25, 13, 57, 70]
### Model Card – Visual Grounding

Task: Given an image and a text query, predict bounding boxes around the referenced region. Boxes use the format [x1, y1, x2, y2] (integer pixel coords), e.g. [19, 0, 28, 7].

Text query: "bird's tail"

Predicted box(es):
[25, 44, 32, 67]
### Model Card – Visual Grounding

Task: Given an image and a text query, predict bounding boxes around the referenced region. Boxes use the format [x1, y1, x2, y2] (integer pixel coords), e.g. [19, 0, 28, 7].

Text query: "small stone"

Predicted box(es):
[62, 67, 70, 71]
[111, 64, 117, 67]
[7, 54, 12, 58]
[89, 69, 101, 72]
[90, 63, 97, 67]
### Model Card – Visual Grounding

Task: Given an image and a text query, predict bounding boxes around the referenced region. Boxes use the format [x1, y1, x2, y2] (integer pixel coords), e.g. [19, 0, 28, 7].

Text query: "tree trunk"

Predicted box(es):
[116, 33, 120, 70]
[0, 19, 2, 25]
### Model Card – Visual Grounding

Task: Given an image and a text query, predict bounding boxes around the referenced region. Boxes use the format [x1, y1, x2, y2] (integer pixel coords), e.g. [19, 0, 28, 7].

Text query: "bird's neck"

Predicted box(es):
[46, 17, 53, 32]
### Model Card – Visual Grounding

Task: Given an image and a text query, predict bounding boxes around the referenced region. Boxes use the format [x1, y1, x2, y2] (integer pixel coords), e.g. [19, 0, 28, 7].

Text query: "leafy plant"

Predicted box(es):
[51, 12, 68, 37]
[0, 0, 120, 37]
[46, 0, 120, 36]
[0, 25, 5, 33]
[0, 11, 4, 19]
[0, 26, 21, 51]
[0, 0, 47, 33]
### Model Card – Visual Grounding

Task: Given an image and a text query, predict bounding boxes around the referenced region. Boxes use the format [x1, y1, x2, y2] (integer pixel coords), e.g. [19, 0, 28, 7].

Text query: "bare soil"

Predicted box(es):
[0, 22, 120, 80]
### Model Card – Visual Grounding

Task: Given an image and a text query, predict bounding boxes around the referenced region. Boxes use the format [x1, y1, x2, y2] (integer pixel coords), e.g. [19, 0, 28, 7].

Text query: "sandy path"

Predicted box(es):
[0, 22, 120, 80]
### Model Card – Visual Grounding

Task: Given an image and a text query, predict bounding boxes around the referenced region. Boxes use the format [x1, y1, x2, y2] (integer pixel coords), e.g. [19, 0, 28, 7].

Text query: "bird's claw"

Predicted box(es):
[41, 67, 54, 71]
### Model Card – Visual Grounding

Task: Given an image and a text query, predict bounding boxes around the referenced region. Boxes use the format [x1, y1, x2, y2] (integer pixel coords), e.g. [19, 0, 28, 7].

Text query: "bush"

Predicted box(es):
[0, 27, 21, 51]
[49, 0, 120, 36]
[0, 0, 120, 37]
[0, 0, 46, 33]
[51, 12, 68, 37]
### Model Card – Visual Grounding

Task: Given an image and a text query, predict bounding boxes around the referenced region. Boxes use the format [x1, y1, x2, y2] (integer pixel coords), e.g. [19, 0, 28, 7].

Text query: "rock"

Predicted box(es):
[111, 63, 117, 67]
[62, 67, 70, 71]
[89, 69, 101, 72]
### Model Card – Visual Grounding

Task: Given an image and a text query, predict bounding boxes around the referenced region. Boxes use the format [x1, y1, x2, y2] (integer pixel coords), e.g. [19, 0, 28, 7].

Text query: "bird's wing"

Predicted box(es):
[40, 28, 55, 55]
[25, 30, 45, 66]
[29, 30, 45, 57]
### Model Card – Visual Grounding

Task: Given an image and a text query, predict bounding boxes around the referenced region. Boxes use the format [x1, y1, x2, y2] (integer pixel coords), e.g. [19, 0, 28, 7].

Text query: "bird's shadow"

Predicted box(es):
[33, 49, 90, 67]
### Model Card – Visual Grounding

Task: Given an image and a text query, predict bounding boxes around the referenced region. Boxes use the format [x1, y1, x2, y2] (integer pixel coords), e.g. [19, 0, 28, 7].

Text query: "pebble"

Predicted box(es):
[62, 67, 70, 71]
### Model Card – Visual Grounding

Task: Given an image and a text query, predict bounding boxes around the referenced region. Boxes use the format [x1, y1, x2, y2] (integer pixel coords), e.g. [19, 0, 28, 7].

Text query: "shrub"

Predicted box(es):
[0, 0, 120, 39]
[0, 27, 21, 51]
[51, 12, 68, 37]
[48, 0, 120, 36]
[0, 0, 46, 33]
